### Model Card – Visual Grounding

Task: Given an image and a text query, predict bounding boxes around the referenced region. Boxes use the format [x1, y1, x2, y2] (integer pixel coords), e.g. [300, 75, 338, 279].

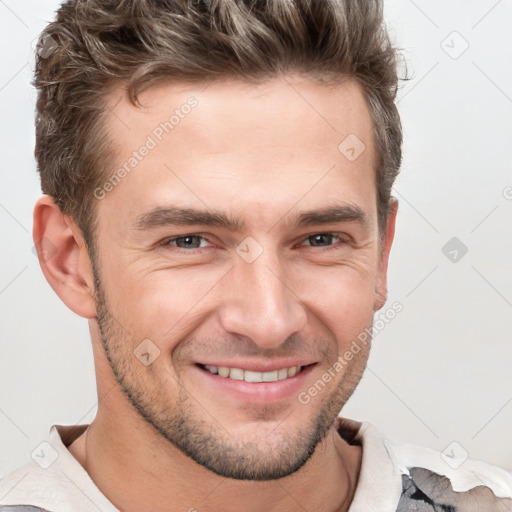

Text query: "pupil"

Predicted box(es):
[178, 236, 199, 248]
[312, 234, 331, 246]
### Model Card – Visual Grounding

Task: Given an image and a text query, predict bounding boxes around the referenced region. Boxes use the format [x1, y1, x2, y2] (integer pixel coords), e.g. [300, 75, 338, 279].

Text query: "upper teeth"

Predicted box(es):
[203, 365, 302, 383]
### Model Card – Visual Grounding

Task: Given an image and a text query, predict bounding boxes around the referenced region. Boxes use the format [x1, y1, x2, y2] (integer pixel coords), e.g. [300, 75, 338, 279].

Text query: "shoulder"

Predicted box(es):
[0, 424, 115, 512]
[0, 459, 63, 500]
[385, 437, 512, 511]
[339, 418, 512, 511]
[0, 507, 51, 511]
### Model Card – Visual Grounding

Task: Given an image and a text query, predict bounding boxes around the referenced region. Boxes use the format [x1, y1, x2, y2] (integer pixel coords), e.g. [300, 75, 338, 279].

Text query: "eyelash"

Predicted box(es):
[161, 233, 348, 254]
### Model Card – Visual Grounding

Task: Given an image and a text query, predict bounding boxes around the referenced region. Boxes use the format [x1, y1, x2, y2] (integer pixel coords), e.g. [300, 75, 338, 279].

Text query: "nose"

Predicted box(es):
[218, 247, 307, 350]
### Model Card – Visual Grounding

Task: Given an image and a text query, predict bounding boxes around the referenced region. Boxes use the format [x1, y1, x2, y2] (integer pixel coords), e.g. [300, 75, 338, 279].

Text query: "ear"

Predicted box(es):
[373, 197, 398, 311]
[33, 195, 97, 319]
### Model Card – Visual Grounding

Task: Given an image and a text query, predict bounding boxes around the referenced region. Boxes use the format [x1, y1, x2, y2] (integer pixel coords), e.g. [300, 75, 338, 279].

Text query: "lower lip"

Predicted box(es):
[192, 363, 317, 404]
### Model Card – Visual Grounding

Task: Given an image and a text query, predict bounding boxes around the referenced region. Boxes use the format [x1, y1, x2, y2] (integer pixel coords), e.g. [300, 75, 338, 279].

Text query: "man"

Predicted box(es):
[1, 0, 510, 510]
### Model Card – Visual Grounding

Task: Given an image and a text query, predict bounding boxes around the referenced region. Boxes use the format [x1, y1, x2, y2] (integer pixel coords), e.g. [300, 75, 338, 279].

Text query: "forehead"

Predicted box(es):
[110, 75, 373, 140]
[100, 75, 377, 231]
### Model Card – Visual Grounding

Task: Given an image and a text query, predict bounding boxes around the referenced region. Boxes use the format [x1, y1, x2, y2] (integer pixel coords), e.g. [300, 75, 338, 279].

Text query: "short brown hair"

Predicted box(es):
[33, 0, 405, 255]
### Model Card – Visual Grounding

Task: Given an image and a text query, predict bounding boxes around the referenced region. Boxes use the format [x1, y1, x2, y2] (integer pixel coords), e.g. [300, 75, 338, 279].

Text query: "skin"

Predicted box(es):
[33, 74, 398, 512]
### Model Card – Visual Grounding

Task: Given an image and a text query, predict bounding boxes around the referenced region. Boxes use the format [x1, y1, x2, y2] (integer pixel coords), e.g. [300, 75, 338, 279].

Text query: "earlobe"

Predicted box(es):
[373, 197, 398, 312]
[33, 195, 97, 319]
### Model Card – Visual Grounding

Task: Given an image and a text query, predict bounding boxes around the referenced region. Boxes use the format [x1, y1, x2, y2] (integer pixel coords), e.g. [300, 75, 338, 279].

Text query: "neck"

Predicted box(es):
[68, 399, 361, 512]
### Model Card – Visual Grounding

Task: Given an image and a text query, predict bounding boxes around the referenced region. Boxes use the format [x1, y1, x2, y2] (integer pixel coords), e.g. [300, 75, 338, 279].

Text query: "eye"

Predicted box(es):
[161, 232, 347, 254]
[163, 234, 212, 251]
[301, 233, 346, 249]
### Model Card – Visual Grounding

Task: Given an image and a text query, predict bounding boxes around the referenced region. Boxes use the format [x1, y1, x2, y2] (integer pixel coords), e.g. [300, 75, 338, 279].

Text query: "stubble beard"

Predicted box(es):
[91, 261, 369, 481]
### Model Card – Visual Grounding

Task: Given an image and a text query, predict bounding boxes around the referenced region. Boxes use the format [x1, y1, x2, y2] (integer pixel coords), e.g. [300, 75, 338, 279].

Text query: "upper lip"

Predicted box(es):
[196, 359, 317, 373]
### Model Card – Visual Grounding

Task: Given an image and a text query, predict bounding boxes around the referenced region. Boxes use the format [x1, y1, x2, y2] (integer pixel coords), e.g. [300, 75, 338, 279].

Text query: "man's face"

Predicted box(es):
[90, 75, 392, 480]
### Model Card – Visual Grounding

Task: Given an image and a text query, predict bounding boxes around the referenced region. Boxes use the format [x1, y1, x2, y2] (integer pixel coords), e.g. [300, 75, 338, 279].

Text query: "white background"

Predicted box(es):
[0, 0, 511, 478]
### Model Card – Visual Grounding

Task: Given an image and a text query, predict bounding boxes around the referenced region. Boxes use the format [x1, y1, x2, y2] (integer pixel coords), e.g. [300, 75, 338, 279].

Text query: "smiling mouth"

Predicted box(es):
[196, 363, 315, 383]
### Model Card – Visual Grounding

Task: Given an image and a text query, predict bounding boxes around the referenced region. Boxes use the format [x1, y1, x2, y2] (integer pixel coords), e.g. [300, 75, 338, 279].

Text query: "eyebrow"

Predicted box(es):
[134, 203, 369, 232]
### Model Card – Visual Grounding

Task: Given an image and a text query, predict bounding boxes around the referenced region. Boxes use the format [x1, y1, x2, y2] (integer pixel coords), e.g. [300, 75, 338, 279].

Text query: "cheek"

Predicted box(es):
[292, 265, 376, 345]
[295, 252, 377, 300]
[99, 244, 378, 351]
[106, 265, 226, 342]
